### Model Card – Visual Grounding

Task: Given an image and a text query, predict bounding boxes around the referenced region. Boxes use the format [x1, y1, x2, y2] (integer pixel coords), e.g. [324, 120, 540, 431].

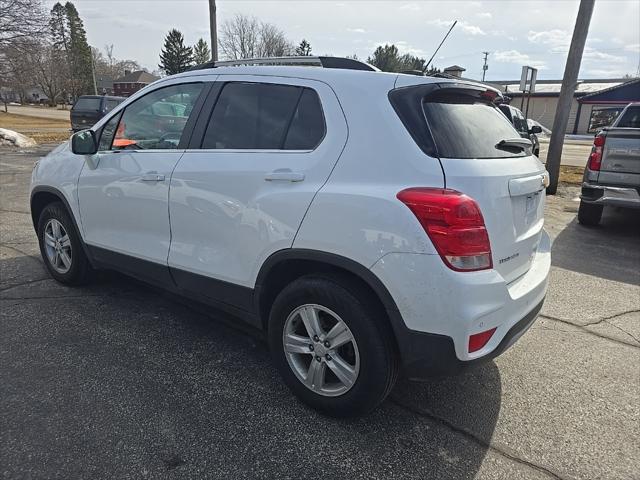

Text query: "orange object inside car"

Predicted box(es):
[112, 121, 136, 148]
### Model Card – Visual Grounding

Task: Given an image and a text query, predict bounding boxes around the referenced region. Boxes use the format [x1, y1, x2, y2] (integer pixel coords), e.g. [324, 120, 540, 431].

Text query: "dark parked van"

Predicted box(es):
[70, 95, 125, 132]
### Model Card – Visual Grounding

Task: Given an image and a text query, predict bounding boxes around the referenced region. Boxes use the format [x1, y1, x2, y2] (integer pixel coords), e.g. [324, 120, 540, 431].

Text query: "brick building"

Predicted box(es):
[113, 70, 160, 97]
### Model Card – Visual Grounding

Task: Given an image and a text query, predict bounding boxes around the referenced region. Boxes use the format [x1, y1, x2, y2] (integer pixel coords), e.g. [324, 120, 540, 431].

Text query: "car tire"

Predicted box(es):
[37, 202, 92, 285]
[268, 274, 398, 417]
[577, 200, 603, 226]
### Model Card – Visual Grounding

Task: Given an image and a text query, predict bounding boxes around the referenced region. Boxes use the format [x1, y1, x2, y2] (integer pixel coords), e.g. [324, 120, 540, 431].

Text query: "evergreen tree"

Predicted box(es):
[367, 44, 427, 73]
[159, 29, 193, 75]
[65, 2, 93, 95]
[192, 38, 211, 65]
[49, 2, 93, 98]
[295, 39, 312, 56]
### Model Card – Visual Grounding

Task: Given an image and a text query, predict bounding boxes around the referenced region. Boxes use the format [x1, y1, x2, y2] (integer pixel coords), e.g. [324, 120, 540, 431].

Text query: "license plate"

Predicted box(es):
[525, 193, 539, 225]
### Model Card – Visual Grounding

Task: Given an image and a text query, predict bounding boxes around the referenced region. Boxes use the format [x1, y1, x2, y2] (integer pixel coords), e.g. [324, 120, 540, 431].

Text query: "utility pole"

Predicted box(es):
[209, 0, 218, 62]
[481, 51, 489, 82]
[545, 0, 595, 195]
[90, 48, 98, 95]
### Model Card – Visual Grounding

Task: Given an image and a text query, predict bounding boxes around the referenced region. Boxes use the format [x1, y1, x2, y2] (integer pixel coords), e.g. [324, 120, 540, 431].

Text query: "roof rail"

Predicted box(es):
[188, 56, 378, 72]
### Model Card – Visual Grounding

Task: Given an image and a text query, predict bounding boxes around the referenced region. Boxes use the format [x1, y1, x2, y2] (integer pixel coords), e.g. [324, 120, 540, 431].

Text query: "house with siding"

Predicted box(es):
[500, 78, 640, 134]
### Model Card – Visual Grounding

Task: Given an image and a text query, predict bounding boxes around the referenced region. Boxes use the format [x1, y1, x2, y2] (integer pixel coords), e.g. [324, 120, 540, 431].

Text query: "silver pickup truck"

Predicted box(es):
[579, 102, 640, 225]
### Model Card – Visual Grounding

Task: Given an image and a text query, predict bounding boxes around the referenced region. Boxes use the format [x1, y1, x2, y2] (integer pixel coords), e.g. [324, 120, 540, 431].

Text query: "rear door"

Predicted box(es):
[168, 76, 347, 296]
[422, 89, 546, 283]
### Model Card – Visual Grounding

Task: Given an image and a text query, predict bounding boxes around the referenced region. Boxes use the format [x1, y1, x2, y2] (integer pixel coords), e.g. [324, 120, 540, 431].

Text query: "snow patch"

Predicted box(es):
[0, 128, 37, 148]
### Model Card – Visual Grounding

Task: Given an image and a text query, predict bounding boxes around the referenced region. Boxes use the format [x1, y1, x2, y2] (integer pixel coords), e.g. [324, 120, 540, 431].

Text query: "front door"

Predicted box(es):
[77, 82, 206, 281]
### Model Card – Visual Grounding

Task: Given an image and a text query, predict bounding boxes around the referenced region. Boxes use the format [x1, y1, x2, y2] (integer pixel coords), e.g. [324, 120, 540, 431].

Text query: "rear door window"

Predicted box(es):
[104, 99, 121, 112]
[73, 98, 101, 111]
[202, 82, 325, 150]
[423, 99, 529, 158]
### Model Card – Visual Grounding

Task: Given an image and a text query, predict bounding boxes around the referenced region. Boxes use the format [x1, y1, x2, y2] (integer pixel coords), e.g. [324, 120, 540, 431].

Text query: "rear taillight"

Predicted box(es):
[397, 188, 492, 271]
[588, 134, 605, 171]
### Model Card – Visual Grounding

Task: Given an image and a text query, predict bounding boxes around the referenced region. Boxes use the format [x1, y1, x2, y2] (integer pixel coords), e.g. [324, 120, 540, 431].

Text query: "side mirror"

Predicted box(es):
[71, 129, 97, 155]
[529, 125, 543, 134]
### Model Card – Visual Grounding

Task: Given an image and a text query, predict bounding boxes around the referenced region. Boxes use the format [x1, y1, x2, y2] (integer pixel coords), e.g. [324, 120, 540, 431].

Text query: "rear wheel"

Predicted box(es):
[37, 202, 92, 285]
[268, 275, 398, 417]
[578, 200, 603, 226]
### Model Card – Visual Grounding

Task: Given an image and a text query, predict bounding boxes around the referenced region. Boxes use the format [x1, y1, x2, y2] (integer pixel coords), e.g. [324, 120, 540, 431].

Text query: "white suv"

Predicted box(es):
[30, 57, 550, 416]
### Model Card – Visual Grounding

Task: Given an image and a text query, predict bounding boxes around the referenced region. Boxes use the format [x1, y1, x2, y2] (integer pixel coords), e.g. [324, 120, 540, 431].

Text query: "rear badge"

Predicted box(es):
[499, 252, 519, 264]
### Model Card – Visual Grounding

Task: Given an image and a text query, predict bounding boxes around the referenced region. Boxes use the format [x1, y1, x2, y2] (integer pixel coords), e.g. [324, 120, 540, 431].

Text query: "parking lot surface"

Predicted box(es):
[1, 145, 639, 480]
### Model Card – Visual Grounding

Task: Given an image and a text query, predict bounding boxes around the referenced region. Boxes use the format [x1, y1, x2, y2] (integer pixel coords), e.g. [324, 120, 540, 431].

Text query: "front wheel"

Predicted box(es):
[37, 202, 92, 285]
[268, 275, 398, 417]
[577, 201, 603, 226]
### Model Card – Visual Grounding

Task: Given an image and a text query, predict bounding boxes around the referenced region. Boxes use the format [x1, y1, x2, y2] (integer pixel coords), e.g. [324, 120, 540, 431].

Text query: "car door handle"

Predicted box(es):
[140, 173, 165, 182]
[264, 170, 305, 182]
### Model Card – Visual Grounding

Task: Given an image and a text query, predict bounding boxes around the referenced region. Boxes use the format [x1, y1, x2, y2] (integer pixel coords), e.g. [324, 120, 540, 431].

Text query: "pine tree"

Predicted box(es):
[159, 29, 193, 75]
[192, 38, 211, 65]
[295, 39, 312, 56]
[49, 2, 93, 98]
[65, 2, 93, 96]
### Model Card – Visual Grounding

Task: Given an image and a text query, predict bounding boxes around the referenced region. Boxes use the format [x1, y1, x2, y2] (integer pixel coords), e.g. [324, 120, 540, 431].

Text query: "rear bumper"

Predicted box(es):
[581, 182, 640, 209]
[397, 298, 544, 379]
[371, 229, 550, 379]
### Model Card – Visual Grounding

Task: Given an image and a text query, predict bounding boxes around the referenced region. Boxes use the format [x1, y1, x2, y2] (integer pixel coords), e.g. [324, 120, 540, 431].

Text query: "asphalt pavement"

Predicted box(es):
[1, 144, 639, 480]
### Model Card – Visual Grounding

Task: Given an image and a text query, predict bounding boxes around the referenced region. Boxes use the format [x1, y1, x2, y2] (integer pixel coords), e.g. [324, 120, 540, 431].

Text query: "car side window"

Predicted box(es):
[112, 83, 204, 150]
[201, 82, 325, 150]
[512, 108, 528, 135]
[104, 99, 120, 113]
[97, 112, 122, 151]
[283, 88, 325, 150]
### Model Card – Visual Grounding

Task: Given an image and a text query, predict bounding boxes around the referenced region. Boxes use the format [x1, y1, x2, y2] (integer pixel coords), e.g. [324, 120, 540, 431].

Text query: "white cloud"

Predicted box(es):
[583, 48, 627, 63]
[494, 50, 547, 69]
[527, 29, 571, 47]
[625, 43, 640, 53]
[427, 19, 486, 36]
[347, 28, 366, 33]
[477, 12, 492, 19]
[586, 68, 631, 77]
[400, 3, 421, 11]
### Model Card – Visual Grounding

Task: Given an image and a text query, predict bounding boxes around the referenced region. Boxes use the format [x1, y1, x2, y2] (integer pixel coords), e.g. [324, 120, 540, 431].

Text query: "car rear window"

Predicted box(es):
[616, 106, 640, 128]
[423, 99, 528, 159]
[73, 98, 101, 111]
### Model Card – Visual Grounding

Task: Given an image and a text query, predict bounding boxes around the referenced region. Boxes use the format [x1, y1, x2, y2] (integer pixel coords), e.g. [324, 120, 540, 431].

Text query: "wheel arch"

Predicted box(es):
[254, 249, 406, 345]
[30, 186, 91, 261]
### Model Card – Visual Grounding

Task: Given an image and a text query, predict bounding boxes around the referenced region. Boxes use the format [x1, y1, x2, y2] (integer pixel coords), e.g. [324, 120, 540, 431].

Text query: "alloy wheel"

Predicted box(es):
[282, 304, 360, 397]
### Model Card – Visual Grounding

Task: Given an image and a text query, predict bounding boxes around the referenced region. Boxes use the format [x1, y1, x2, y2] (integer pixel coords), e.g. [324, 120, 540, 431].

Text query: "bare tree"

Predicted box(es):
[0, 0, 47, 49]
[219, 14, 293, 60]
[258, 23, 293, 57]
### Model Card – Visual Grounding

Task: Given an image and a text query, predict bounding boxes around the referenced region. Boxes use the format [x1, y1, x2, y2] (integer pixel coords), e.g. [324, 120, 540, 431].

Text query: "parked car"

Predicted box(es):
[578, 102, 640, 225]
[70, 95, 125, 132]
[30, 58, 550, 416]
[499, 104, 542, 156]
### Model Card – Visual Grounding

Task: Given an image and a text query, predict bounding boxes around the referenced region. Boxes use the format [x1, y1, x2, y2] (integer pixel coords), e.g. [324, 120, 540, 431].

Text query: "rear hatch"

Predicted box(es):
[71, 97, 102, 129]
[392, 82, 547, 283]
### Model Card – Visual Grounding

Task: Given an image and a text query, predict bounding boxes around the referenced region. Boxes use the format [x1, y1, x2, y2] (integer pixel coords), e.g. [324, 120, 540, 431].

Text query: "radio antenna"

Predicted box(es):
[423, 20, 457, 73]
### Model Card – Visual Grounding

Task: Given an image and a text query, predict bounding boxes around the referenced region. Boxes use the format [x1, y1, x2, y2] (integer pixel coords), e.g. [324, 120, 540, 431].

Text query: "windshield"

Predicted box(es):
[423, 100, 529, 159]
[73, 98, 101, 111]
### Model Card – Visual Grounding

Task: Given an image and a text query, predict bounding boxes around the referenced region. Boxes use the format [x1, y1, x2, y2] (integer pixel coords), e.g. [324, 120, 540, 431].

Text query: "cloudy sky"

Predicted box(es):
[48, 0, 640, 80]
